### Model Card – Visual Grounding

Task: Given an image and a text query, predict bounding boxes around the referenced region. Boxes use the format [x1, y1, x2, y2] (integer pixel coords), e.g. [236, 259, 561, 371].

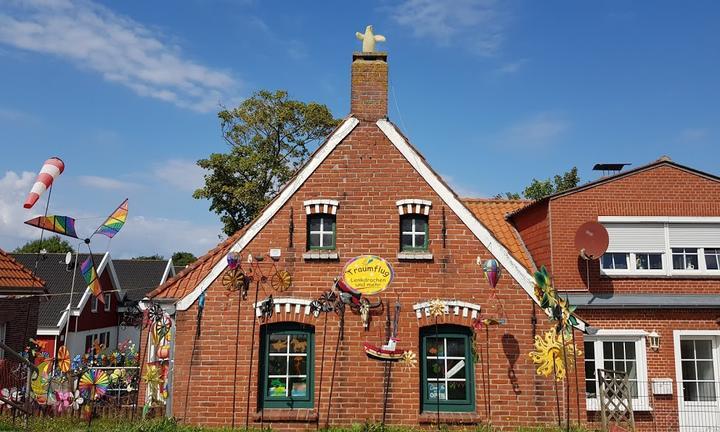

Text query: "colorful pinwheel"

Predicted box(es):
[56, 345, 71, 373]
[30, 360, 51, 404]
[54, 391, 72, 414]
[79, 369, 109, 399]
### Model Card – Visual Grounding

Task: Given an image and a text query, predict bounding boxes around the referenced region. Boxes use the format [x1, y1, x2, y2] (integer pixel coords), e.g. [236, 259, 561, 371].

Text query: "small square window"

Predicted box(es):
[601, 253, 629, 270]
[400, 215, 428, 251]
[91, 296, 99, 313]
[307, 214, 335, 250]
[704, 248, 720, 270]
[672, 248, 699, 270]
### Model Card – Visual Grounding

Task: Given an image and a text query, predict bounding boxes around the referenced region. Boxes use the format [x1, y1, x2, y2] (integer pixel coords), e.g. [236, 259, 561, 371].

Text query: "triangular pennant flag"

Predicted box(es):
[24, 215, 79, 239]
[94, 199, 128, 239]
[80, 256, 104, 304]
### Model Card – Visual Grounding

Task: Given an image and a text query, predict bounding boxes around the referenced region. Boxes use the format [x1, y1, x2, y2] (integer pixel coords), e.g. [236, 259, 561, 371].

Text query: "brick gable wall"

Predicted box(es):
[158, 121, 562, 429]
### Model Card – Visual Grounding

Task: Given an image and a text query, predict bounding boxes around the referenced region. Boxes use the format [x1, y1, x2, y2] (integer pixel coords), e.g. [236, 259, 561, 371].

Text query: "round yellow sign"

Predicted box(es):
[342, 255, 394, 295]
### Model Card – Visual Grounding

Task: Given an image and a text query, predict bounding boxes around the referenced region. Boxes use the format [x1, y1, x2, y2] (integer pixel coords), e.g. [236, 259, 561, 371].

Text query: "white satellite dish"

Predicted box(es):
[65, 251, 72, 265]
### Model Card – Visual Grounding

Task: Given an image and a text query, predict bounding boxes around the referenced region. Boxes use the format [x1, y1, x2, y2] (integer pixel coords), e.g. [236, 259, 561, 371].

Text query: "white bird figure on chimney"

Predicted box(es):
[356, 25, 386, 53]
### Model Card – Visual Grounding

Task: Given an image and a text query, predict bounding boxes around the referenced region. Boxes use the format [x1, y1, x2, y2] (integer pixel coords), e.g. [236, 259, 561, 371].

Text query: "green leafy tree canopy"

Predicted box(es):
[194, 90, 340, 235]
[497, 167, 580, 201]
[132, 254, 164, 260]
[171, 251, 197, 267]
[13, 235, 74, 253]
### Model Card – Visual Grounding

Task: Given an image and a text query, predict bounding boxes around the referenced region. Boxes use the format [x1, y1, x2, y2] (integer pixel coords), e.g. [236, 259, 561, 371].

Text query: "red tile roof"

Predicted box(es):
[148, 227, 247, 300]
[0, 249, 46, 293]
[462, 199, 534, 271]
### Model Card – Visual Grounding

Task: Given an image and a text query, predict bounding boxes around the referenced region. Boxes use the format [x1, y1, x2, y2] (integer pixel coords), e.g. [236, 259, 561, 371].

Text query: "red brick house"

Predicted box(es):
[145, 50, 587, 429]
[508, 159, 720, 431]
[0, 249, 46, 358]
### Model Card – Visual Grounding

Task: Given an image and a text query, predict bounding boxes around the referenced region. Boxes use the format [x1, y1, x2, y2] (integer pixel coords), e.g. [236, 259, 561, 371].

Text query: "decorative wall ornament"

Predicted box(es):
[400, 351, 417, 368]
[342, 255, 394, 295]
[258, 295, 274, 321]
[528, 328, 581, 381]
[355, 25, 386, 53]
[428, 299, 446, 317]
[303, 199, 339, 215]
[412, 300, 481, 321]
[395, 199, 432, 215]
[483, 259, 501, 288]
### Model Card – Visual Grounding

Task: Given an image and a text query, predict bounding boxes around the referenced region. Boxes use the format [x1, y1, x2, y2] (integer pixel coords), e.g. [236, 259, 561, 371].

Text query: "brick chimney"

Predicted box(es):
[351, 52, 388, 121]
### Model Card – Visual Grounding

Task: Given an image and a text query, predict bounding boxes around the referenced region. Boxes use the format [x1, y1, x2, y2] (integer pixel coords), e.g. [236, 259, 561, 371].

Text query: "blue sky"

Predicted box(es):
[1, 0, 718, 258]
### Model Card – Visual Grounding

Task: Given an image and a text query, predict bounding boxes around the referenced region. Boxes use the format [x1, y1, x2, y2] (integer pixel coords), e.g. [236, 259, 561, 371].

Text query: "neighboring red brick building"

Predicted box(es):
[509, 160, 720, 431]
[146, 50, 583, 430]
[0, 249, 46, 358]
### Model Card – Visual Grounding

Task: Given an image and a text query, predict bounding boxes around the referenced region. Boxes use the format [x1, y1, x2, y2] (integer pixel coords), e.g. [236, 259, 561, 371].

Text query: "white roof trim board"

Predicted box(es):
[175, 117, 359, 311]
[174, 117, 588, 333]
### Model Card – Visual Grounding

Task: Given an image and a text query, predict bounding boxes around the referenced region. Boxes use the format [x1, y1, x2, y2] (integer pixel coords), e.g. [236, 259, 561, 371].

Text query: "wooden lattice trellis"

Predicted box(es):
[598, 368, 635, 432]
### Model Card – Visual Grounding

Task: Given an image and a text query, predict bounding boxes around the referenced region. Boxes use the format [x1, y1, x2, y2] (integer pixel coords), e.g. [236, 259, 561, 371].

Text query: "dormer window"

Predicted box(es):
[303, 200, 338, 253]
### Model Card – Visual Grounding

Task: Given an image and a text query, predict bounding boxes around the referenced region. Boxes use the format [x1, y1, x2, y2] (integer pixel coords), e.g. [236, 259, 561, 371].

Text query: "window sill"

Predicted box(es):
[302, 251, 339, 260]
[418, 411, 482, 425]
[586, 401, 652, 412]
[398, 251, 433, 260]
[253, 408, 318, 423]
[600, 272, 720, 279]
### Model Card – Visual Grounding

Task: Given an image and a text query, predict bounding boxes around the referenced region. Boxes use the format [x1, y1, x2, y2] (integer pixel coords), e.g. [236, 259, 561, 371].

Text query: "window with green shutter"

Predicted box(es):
[420, 325, 475, 412]
[260, 322, 315, 409]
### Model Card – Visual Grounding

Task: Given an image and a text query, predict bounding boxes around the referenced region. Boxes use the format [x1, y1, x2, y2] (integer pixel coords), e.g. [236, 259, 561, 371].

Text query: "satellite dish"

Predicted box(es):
[574, 221, 609, 260]
[65, 251, 73, 265]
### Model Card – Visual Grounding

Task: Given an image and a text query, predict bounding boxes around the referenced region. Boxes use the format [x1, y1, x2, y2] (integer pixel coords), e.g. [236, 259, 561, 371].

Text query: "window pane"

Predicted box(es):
[401, 234, 414, 248]
[698, 382, 717, 401]
[415, 217, 428, 232]
[268, 378, 287, 397]
[427, 359, 443, 378]
[309, 233, 321, 248]
[706, 253, 720, 270]
[625, 342, 636, 359]
[649, 254, 663, 269]
[427, 382, 446, 401]
[426, 338, 443, 356]
[627, 362, 637, 379]
[601, 254, 613, 269]
[696, 340, 713, 359]
[269, 335, 288, 353]
[682, 361, 697, 380]
[697, 361, 715, 381]
[604, 360, 613, 370]
[584, 341, 595, 359]
[686, 253, 699, 270]
[673, 254, 685, 270]
[613, 254, 628, 269]
[290, 335, 308, 353]
[586, 380, 597, 398]
[290, 356, 307, 375]
[603, 342, 613, 357]
[613, 342, 625, 358]
[447, 381, 467, 400]
[681, 340, 694, 359]
[684, 382, 699, 402]
[322, 233, 333, 247]
[268, 357, 287, 375]
[446, 338, 465, 357]
[446, 359, 466, 379]
[290, 377, 308, 397]
[401, 217, 413, 232]
[585, 363, 596, 380]
[309, 217, 321, 232]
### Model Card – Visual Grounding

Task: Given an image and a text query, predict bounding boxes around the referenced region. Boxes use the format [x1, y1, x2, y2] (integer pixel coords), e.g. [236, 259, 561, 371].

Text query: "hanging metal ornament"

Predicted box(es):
[222, 253, 250, 300]
[270, 269, 292, 292]
[483, 259, 501, 288]
[258, 295, 275, 321]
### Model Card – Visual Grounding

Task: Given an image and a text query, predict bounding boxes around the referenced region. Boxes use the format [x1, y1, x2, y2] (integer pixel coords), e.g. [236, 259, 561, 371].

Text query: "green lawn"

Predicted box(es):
[0, 416, 596, 432]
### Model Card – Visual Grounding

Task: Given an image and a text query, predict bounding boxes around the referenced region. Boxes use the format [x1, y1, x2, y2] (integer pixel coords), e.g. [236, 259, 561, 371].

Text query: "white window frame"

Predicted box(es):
[599, 217, 720, 277]
[584, 330, 650, 411]
[104, 293, 112, 311]
[308, 214, 335, 249]
[91, 296, 99, 313]
[0, 322, 6, 359]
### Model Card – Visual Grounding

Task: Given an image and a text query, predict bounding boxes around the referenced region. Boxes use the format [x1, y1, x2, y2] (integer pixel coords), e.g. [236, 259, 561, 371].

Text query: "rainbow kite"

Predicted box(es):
[94, 199, 128, 239]
[24, 215, 79, 239]
[80, 256, 104, 304]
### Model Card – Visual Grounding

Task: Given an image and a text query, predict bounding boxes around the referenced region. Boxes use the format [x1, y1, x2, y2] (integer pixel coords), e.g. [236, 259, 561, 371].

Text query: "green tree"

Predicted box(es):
[13, 235, 74, 253]
[194, 90, 340, 235]
[496, 167, 580, 201]
[132, 254, 164, 260]
[171, 251, 197, 267]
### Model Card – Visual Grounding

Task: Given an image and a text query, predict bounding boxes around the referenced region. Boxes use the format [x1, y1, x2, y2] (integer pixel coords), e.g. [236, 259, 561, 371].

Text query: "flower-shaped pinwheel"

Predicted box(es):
[400, 351, 417, 368]
[79, 369, 109, 399]
[428, 299, 446, 317]
[528, 328, 581, 381]
[54, 391, 72, 414]
[142, 364, 163, 396]
[71, 390, 84, 410]
[56, 346, 71, 373]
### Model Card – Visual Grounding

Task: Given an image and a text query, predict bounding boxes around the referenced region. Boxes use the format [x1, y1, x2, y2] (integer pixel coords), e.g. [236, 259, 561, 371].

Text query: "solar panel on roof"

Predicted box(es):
[592, 163, 630, 172]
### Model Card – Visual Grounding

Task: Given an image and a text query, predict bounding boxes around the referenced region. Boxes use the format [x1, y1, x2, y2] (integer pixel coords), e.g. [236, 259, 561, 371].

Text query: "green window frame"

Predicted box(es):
[400, 214, 429, 251]
[420, 325, 475, 412]
[307, 214, 336, 250]
[260, 322, 315, 409]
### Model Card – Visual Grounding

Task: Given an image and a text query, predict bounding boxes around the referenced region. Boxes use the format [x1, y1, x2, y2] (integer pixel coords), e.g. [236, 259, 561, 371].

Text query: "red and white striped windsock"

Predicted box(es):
[23, 157, 65, 209]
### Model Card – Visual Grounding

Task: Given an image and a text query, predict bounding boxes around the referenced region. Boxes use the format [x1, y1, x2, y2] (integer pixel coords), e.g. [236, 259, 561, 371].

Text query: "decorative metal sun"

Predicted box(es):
[528, 328, 581, 381]
[400, 351, 417, 368]
[428, 299, 446, 317]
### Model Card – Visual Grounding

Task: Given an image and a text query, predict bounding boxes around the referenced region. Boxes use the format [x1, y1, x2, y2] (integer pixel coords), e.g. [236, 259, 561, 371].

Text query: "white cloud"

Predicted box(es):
[496, 112, 569, 149]
[440, 173, 486, 198]
[78, 175, 139, 190]
[390, 0, 505, 55]
[0, 171, 45, 249]
[677, 128, 709, 144]
[0, 0, 240, 112]
[153, 159, 207, 193]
